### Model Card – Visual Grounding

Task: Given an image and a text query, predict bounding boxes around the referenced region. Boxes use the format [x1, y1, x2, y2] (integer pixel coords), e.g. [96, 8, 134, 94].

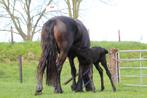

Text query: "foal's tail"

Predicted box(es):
[104, 49, 108, 54]
[40, 19, 58, 86]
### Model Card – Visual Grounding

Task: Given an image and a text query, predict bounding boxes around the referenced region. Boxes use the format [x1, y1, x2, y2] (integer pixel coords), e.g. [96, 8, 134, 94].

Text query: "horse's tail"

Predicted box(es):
[41, 19, 58, 86]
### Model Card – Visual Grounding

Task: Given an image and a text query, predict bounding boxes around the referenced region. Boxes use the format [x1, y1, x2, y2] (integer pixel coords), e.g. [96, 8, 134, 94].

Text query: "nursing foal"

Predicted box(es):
[71, 46, 116, 92]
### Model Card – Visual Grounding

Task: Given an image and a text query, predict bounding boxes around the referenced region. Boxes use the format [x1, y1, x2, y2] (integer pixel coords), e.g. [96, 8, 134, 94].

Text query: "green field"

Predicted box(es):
[0, 41, 147, 98]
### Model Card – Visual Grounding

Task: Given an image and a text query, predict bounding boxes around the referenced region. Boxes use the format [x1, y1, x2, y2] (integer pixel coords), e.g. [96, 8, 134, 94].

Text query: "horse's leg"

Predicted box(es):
[68, 55, 77, 91]
[35, 57, 46, 95]
[54, 49, 69, 93]
[75, 64, 83, 92]
[94, 62, 104, 91]
[101, 59, 116, 92]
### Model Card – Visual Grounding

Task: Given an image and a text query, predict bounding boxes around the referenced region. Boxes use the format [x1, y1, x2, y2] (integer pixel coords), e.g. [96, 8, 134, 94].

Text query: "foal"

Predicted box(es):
[72, 46, 116, 92]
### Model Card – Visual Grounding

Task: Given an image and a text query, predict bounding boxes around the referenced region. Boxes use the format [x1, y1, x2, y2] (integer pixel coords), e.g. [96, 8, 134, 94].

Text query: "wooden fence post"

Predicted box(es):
[109, 48, 119, 84]
[118, 30, 121, 42]
[11, 26, 14, 44]
[18, 55, 23, 83]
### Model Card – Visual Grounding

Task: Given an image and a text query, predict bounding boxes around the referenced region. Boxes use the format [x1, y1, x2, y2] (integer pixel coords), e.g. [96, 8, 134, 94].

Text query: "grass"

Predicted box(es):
[0, 41, 147, 98]
[1, 41, 147, 62]
[0, 61, 147, 98]
[0, 41, 41, 62]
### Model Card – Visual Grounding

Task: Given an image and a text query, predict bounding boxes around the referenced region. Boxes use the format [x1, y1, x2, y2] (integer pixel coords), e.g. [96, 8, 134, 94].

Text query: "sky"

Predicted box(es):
[79, 0, 147, 43]
[0, 0, 147, 43]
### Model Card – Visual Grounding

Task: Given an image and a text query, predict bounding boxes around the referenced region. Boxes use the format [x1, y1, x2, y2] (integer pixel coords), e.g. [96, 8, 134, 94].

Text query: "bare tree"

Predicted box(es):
[64, 0, 82, 19]
[64, 0, 113, 19]
[0, 0, 53, 41]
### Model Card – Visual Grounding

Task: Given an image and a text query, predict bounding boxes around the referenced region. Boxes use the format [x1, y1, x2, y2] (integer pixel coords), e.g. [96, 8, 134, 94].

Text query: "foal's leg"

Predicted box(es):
[68, 55, 77, 91]
[35, 57, 46, 95]
[94, 62, 104, 91]
[83, 64, 95, 92]
[76, 63, 95, 92]
[101, 59, 116, 92]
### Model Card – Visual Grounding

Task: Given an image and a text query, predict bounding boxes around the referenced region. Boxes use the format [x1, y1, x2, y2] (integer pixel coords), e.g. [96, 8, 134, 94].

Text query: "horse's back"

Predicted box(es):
[75, 19, 90, 47]
[43, 16, 90, 51]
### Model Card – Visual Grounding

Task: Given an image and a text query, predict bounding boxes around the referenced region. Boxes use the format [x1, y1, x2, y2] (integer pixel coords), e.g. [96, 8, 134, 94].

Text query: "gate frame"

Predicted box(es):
[113, 49, 147, 87]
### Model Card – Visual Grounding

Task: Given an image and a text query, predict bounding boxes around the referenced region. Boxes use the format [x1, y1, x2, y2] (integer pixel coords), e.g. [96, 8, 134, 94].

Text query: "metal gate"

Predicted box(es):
[118, 50, 147, 86]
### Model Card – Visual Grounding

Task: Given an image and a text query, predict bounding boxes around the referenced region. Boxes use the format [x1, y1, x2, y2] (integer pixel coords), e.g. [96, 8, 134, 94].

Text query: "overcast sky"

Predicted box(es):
[79, 0, 147, 43]
[0, 0, 147, 43]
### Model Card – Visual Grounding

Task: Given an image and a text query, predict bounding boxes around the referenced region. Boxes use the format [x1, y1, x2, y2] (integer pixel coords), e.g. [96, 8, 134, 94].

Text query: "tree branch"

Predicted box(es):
[32, 0, 53, 35]
[14, 9, 27, 24]
[99, 0, 113, 5]
[0, 0, 54, 41]
[2, 0, 27, 39]
[65, 0, 72, 17]
[0, 29, 19, 34]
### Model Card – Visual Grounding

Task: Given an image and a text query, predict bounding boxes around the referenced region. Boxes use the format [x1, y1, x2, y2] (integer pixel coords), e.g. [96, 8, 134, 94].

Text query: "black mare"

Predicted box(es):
[68, 19, 95, 92]
[35, 16, 95, 95]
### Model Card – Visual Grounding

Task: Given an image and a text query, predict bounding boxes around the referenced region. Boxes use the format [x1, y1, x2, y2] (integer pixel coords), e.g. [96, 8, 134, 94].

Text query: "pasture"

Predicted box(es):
[0, 41, 147, 98]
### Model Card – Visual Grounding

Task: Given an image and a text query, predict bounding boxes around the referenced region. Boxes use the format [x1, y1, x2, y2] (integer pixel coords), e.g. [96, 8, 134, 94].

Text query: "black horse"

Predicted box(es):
[35, 16, 95, 95]
[68, 19, 95, 92]
[71, 46, 116, 92]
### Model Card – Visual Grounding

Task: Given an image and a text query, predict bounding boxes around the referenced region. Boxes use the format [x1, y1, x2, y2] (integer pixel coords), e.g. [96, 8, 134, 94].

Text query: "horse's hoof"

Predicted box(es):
[100, 87, 105, 91]
[75, 89, 83, 92]
[35, 91, 42, 96]
[113, 87, 116, 92]
[74, 88, 83, 92]
[35, 85, 43, 95]
[54, 88, 63, 94]
[71, 85, 77, 91]
[86, 88, 96, 92]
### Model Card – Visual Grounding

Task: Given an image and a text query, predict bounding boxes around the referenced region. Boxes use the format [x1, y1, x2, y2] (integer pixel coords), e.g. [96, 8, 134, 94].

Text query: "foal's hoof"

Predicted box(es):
[92, 88, 96, 92]
[35, 91, 42, 96]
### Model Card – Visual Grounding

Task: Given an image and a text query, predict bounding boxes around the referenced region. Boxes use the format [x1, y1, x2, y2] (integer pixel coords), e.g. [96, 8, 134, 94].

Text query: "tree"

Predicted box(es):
[0, 0, 53, 41]
[64, 0, 113, 19]
[65, 0, 82, 19]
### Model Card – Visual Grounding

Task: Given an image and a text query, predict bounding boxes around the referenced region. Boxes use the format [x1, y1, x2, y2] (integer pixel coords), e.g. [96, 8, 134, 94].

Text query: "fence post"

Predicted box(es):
[118, 30, 121, 42]
[109, 48, 119, 84]
[18, 55, 23, 83]
[11, 26, 14, 44]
